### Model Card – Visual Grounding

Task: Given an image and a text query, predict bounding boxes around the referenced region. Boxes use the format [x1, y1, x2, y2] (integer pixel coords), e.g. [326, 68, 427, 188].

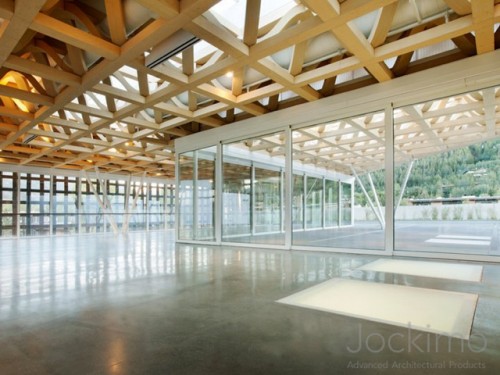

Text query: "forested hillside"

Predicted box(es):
[355, 139, 500, 206]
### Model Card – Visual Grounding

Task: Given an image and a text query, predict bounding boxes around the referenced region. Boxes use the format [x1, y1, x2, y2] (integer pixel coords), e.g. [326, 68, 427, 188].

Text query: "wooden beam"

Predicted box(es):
[451, 33, 477, 56]
[0, 84, 53, 106]
[231, 67, 244, 96]
[186, 16, 249, 58]
[302, 0, 393, 82]
[256, 57, 320, 101]
[65, 102, 113, 119]
[104, 0, 127, 45]
[30, 13, 121, 59]
[243, 0, 261, 46]
[4, 55, 81, 87]
[0, 105, 33, 120]
[443, 0, 471, 16]
[182, 46, 194, 76]
[369, 2, 399, 47]
[289, 41, 308, 76]
[375, 15, 475, 61]
[0, 0, 46, 66]
[92, 83, 145, 104]
[0, 0, 14, 20]
[133, 0, 179, 18]
[471, 0, 495, 54]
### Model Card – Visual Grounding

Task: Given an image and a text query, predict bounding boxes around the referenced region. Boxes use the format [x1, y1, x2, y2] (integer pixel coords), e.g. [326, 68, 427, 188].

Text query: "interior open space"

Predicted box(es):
[1, 0, 500, 373]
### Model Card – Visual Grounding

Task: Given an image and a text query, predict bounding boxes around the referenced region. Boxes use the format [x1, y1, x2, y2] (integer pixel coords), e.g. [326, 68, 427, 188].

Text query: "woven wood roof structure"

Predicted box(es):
[0, 0, 499, 177]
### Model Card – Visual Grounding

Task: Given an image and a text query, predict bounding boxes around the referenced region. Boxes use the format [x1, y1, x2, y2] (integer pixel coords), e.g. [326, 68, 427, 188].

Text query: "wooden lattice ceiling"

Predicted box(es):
[0, 0, 499, 178]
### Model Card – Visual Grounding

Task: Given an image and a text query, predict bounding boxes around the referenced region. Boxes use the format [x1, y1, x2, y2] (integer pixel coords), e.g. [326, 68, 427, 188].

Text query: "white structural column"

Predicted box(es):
[284, 127, 293, 248]
[215, 143, 223, 243]
[146, 182, 151, 231]
[385, 104, 395, 254]
[339, 182, 343, 226]
[84, 169, 119, 234]
[395, 160, 414, 212]
[122, 172, 145, 233]
[303, 175, 308, 229]
[193, 152, 199, 239]
[77, 177, 82, 234]
[351, 167, 385, 229]
[483, 87, 496, 136]
[251, 164, 256, 235]
[15, 173, 20, 237]
[175, 152, 180, 240]
[322, 177, 326, 229]
[49, 175, 54, 236]
[367, 172, 385, 226]
[123, 175, 131, 232]
[280, 169, 285, 234]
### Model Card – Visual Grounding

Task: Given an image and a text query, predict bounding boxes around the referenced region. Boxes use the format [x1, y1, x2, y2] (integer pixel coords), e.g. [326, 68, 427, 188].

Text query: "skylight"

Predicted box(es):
[209, 0, 298, 39]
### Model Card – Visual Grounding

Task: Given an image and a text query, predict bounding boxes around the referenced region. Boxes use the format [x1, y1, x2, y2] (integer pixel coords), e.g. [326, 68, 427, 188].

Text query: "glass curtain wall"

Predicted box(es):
[175, 85, 500, 260]
[305, 176, 323, 229]
[292, 110, 385, 250]
[81, 178, 106, 233]
[325, 180, 339, 227]
[20, 173, 51, 236]
[178, 152, 194, 240]
[130, 181, 147, 231]
[394, 86, 500, 256]
[254, 167, 282, 234]
[0, 172, 171, 238]
[196, 149, 216, 240]
[53, 176, 78, 235]
[222, 160, 251, 238]
[165, 184, 175, 229]
[149, 183, 165, 230]
[292, 174, 304, 230]
[340, 182, 352, 226]
[177, 147, 216, 241]
[222, 132, 285, 245]
[0, 172, 18, 237]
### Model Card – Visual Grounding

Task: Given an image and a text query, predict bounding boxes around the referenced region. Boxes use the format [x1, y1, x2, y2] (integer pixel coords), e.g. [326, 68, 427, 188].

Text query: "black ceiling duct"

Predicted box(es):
[145, 30, 200, 68]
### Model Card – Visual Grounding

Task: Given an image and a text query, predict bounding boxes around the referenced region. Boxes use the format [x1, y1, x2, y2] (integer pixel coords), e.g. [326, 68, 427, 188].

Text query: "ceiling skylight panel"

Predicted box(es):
[209, 0, 297, 39]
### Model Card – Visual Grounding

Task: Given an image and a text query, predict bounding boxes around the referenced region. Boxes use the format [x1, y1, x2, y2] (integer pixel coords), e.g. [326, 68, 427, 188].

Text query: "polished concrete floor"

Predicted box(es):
[1, 230, 500, 374]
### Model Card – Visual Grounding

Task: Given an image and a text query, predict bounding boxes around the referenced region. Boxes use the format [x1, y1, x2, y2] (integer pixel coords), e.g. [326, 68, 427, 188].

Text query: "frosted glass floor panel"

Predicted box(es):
[436, 235, 491, 241]
[277, 278, 478, 339]
[357, 259, 483, 282]
[425, 238, 490, 246]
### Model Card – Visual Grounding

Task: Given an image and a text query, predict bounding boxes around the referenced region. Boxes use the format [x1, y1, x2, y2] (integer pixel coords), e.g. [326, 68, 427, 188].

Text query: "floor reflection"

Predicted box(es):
[0, 231, 372, 321]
